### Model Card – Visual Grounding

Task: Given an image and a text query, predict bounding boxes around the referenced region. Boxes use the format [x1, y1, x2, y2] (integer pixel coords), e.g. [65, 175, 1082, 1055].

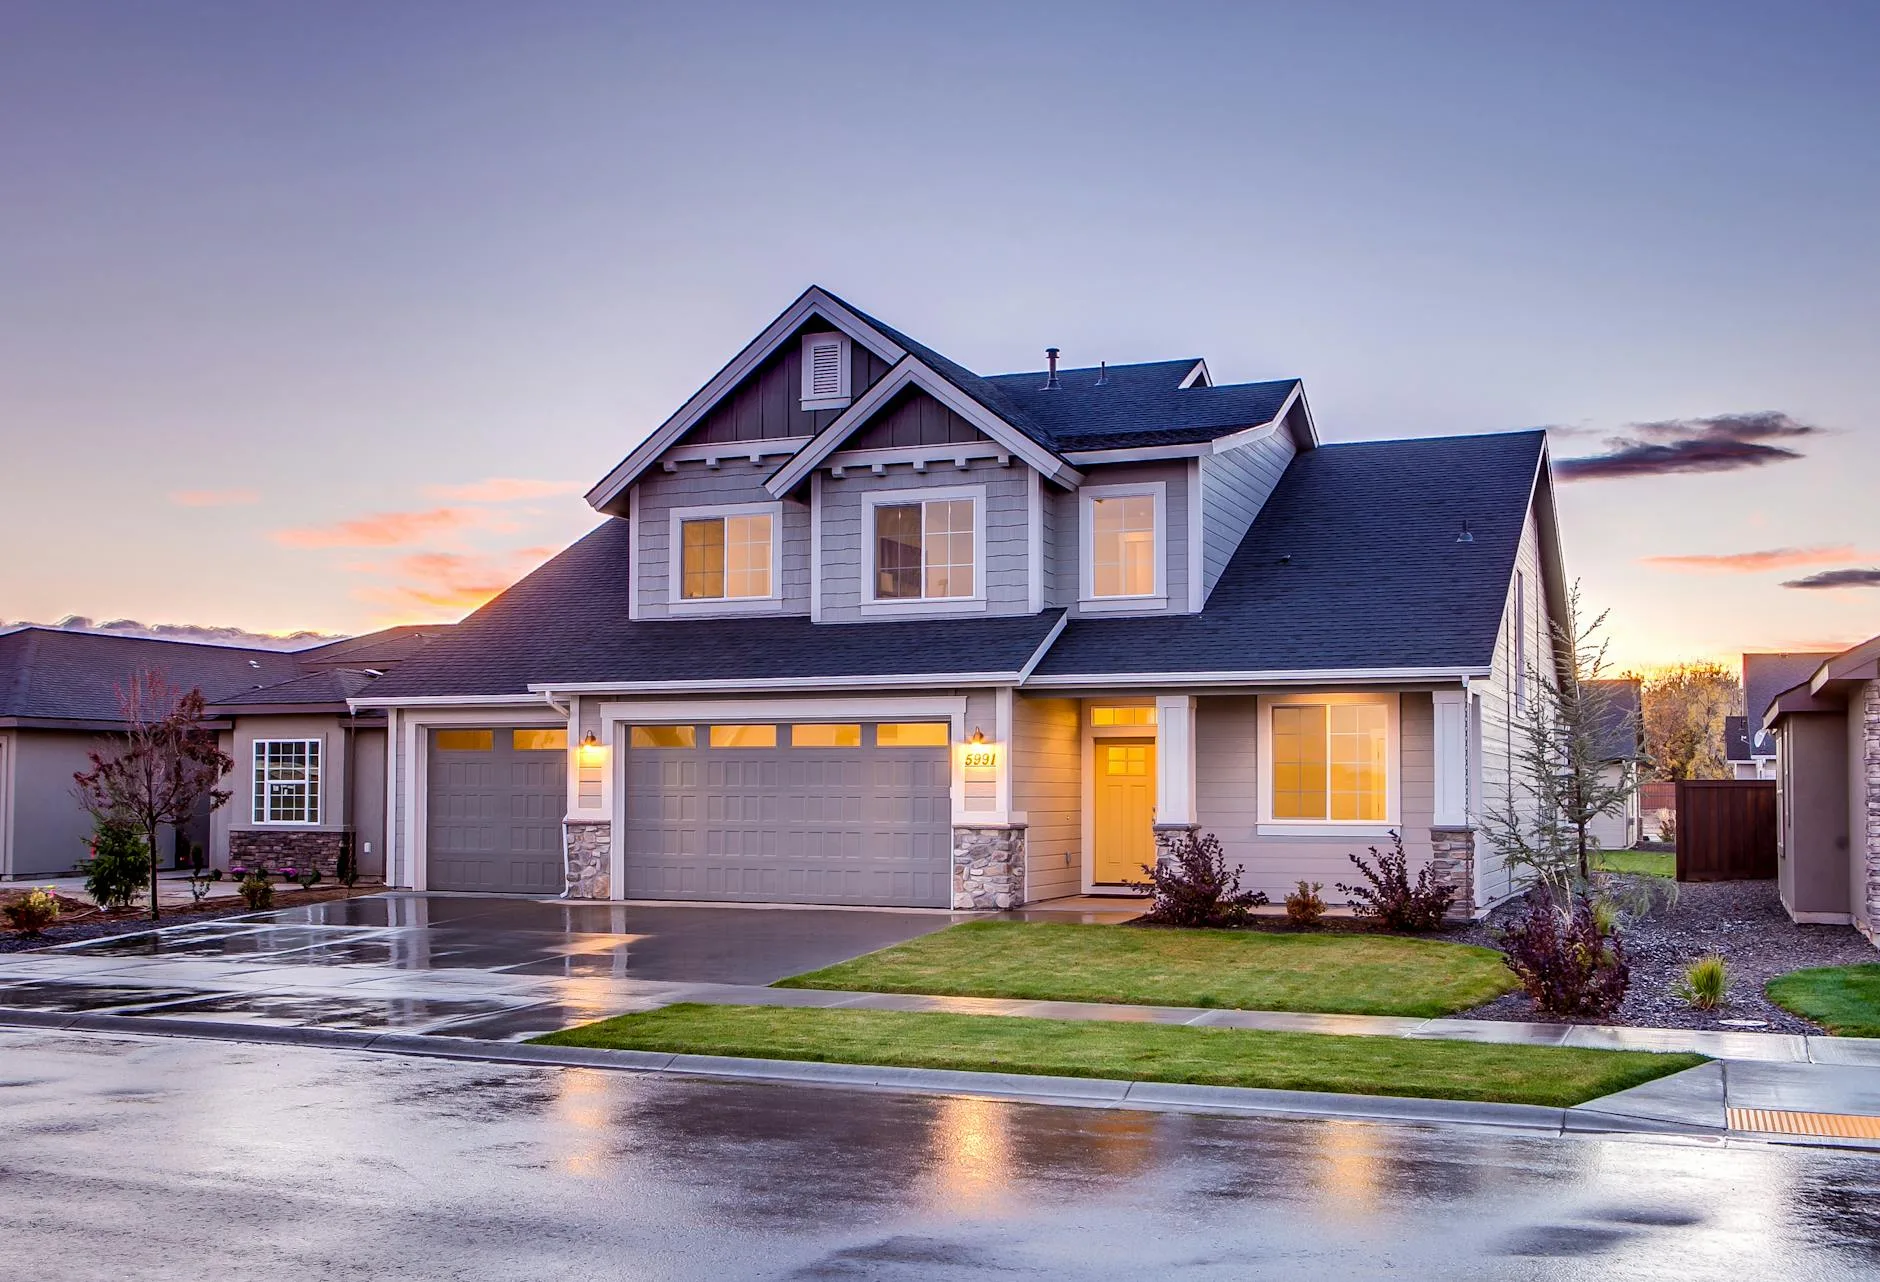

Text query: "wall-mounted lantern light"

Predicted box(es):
[578, 732, 607, 765]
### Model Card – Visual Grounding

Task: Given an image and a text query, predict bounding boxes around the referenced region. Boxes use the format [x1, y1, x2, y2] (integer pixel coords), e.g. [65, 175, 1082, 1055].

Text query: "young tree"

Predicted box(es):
[73, 671, 233, 921]
[1481, 584, 1640, 893]
[1641, 661, 1742, 780]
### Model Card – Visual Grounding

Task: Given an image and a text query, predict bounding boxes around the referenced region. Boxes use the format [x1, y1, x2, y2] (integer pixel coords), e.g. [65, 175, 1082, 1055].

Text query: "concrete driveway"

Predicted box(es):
[0, 893, 962, 1040]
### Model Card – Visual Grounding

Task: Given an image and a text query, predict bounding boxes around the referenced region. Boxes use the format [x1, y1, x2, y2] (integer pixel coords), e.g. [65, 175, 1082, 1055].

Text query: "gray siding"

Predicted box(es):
[848, 387, 989, 450]
[1051, 460, 1194, 615]
[4, 731, 101, 877]
[817, 461, 1033, 621]
[632, 466, 812, 620]
[1013, 695, 1080, 900]
[690, 329, 890, 444]
[353, 727, 389, 879]
[1198, 426, 1296, 603]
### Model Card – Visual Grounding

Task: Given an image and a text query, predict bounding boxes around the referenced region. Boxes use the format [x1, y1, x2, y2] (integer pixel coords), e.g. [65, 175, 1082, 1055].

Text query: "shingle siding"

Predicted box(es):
[1198, 425, 1296, 602]
[631, 467, 812, 621]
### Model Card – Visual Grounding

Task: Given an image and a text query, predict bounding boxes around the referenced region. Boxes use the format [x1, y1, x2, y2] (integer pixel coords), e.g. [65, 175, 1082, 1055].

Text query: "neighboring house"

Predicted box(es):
[356, 286, 1567, 915]
[1739, 652, 1833, 780]
[1586, 678, 1643, 850]
[1761, 634, 1880, 937]
[0, 625, 447, 880]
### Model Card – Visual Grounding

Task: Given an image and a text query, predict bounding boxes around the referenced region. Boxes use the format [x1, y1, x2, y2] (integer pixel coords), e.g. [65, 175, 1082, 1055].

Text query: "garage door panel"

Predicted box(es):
[427, 729, 566, 895]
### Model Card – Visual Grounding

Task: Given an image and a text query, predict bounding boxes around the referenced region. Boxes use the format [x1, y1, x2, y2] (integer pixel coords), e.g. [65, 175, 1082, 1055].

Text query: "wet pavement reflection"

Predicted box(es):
[2, 1027, 1875, 1280]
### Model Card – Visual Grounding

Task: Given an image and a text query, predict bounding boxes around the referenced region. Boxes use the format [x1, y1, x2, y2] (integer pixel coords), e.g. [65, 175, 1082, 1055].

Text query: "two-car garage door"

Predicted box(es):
[623, 721, 952, 907]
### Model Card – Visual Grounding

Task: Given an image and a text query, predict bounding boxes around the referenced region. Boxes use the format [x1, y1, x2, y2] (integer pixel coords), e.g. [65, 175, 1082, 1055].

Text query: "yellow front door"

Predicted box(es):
[1093, 738, 1156, 884]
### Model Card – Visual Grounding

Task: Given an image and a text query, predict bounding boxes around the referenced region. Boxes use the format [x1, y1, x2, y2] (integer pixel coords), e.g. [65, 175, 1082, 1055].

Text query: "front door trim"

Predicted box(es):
[1081, 706, 1160, 894]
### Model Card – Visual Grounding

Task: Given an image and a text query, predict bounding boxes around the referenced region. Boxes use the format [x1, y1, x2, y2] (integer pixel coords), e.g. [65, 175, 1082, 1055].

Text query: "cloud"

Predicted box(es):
[351, 548, 556, 616]
[1641, 545, 1865, 574]
[1780, 567, 1880, 590]
[272, 507, 481, 549]
[1555, 412, 1822, 481]
[0, 616, 338, 649]
[422, 477, 584, 503]
[169, 488, 260, 508]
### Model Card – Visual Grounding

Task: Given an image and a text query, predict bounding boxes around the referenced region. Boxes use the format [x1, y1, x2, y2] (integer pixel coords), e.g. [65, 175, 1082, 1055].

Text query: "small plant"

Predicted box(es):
[1284, 880, 1326, 927]
[3, 888, 61, 935]
[1127, 830, 1268, 927]
[1336, 831, 1455, 932]
[1658, 814, 1677, 844]
[1497, 888, 1630, 1018]
[238, 871, 274, 912]
[297, 866, 322, 890]
[187, 865, 217, 905]
[82, 817, 148, 912]
[1675, 954, 1729, 1011]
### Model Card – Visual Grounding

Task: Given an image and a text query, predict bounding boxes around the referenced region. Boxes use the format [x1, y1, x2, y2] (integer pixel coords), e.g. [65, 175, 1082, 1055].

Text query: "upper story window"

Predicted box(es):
[1080, 482, 1165, 606]
[800, 332, 852, 410]
[253, 739, 321, 825]
[872, 493, 977, 601]
[1259, 694, 1398, 830]
[671, 503, 778, 605]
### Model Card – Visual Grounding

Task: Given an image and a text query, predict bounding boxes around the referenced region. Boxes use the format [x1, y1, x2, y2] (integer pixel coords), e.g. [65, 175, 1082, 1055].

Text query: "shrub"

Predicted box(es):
[238, 871, 274, 912]
[337, 837, 359, 888]
[1336, 832, 1454, 932]
[297, 866, 322, 890]
[1497, 889, 1630, 1018]
[3, 888, 61, 935]
[1675, 954, 1728, 1011]
[1658, 815, 1677, 844]
[1127, 830, 1268, 927]
[1284, 880, 1326, 927]
[83, 817, 147, 911]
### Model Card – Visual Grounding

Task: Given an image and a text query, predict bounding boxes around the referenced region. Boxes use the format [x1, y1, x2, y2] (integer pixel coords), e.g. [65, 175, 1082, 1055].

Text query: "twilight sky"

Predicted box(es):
[3, 1, 1876, 669]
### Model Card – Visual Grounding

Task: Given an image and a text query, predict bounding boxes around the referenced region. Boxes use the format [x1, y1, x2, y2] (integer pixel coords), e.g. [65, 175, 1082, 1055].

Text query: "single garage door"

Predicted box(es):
[623, 720, 952, 906]
[427, 727, 566, 894]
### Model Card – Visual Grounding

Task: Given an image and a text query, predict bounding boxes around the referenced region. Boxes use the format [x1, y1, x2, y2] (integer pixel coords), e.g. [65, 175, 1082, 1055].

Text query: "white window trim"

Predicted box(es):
[1079, 481, 1167, 611]
[666, 501, 785, 614]
[799, 331, 852, 411]
[252, 737, 323, 827]
[1255, 692, 1400, 836]
[859, 483, 988, 617]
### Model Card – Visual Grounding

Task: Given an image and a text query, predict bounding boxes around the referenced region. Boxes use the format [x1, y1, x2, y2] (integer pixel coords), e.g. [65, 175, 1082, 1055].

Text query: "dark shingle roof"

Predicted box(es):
[1588, 678, 1642, 761]
[207, 668, 382, 710]
[1743, 651, 1834, 727]
[359, 520, 1065, 699]
[1032, 430, 1547, 678]
[0, 628, 304, 725]
[1723, 714, 1754, 763]
[293, 625, 451, 671]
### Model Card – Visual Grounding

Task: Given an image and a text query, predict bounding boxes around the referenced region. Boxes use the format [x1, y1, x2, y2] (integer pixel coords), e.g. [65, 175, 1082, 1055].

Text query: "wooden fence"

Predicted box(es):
[1675, 779, 1777, 882]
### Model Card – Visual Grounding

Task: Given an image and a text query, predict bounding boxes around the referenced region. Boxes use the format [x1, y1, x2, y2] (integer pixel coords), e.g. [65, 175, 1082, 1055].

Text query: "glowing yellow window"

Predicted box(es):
[1271, 703, 1388, 821]
[1103, 744, 1150, 776]
[1329, 704, 1389, 821]
[512, 729, 567, 751]
[876, 722, 950, 747]
[792, 724, 861, 748]
[434, 730, 492, 752]
[1090, 706, 1157, 727]
[1270, 705, 1328, 820]
[681, 513, 772, 600]
[629, 725, 696, 749]
[710, 724, 777, 748]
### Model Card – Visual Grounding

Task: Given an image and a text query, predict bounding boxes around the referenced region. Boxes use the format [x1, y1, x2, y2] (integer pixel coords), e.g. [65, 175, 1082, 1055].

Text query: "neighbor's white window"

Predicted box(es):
[679, 512, 774, 600]
[800, 332, 852, 409]
[1090, 494, 1158, 597]
[1263, 696, 1396, 824]
[253, 739, 321, 825]
[874, 496, 976, 600]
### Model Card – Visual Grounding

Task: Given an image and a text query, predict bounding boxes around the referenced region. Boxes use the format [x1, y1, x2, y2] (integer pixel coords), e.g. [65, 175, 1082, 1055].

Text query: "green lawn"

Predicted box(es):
[773, 920, 1519, 1018]
[1592, 849, 1676, 878]
[536, 1003, 1705, 1108]
[1767, 964, 1880, 1037]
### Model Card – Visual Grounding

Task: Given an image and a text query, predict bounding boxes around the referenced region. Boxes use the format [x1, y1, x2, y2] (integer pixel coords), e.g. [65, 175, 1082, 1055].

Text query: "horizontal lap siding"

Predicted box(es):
[1013, 695, 1081, 901]
[633, 468, 812, 620]
[1199, 428, 1295, 602]
[1475, 505, 1552, 906]
[1054, 460, 1193, 614]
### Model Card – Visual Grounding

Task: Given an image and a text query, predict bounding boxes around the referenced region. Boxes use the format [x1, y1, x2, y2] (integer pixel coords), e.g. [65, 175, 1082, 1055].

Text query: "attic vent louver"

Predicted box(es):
[808, 341, 842, 397]
[800, 332, 851, 408]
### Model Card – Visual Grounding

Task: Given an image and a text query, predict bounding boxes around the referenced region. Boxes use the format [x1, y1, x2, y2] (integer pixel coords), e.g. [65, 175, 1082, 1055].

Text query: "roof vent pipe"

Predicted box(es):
[1043, 347, 1060, 389]
[1095, 360, 1107, 387]
[1456, 521, 1474, 544]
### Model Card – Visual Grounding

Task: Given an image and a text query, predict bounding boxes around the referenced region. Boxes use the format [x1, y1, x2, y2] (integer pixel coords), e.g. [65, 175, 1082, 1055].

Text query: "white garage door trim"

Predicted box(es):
[396, 707, 567, 893]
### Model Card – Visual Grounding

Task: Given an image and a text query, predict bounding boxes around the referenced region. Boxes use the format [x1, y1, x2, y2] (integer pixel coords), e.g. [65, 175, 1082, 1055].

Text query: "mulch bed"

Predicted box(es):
[0, 885, 379, 954]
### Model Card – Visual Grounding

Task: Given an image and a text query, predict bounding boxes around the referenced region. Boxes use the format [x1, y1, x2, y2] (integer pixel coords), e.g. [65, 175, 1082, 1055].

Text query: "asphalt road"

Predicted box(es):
[3, 1029, 1878, 1280]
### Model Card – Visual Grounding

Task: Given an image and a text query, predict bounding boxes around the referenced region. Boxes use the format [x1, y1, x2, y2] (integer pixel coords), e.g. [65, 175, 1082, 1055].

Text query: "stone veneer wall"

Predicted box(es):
[1428, 826, 1477, 919]
[564, 820, 611, 900]
[953, 825, 1025, 909]
[1862, 682, 1880, 933]
[1152, 823, 1201, 871]
[229, 829, 344, 877]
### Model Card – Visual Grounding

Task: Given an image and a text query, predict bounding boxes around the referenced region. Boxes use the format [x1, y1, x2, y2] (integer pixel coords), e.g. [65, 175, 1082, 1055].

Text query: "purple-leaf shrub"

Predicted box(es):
[1126, 831, 1269, 928]
[1335, 831, 1455, 932]
[1497, 889, 1629, 1018]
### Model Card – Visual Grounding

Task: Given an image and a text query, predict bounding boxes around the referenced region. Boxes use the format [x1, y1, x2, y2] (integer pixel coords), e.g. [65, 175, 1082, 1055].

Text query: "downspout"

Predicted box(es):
[540, 687, 573, 900]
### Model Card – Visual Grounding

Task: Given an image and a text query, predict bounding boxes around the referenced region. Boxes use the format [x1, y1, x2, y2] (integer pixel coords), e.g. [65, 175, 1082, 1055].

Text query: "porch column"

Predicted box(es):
[1153, 694, 1199, 866]
[1430, 687, 1476, 915]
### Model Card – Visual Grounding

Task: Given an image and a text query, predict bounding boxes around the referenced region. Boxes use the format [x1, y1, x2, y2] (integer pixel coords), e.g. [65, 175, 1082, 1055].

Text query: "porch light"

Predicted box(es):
[578, 733, 607, 765]
[969, 728, 986, 745]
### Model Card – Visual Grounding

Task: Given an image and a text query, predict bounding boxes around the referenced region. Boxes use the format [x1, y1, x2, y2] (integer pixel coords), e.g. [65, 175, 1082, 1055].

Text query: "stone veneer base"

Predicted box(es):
[1428, 826, 1478, 920]
[564, 820, 611, 899]
[228, 829, 345, 877]
[953, 825, 1026, 910]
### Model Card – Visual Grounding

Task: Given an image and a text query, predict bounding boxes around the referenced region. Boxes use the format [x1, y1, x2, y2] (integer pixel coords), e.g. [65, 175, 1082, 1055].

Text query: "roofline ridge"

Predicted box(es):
[3, 623, 310, 656]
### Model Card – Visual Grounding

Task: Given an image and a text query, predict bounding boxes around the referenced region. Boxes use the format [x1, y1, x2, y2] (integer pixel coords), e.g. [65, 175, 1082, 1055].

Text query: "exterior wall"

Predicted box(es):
[3, 731, 104, 877]
[1192, 691, 1437, 903]
[222, 714, 355, 866]
[688, 329, 889, 445]
[816, 460, 1032, 621]
[1855, 681, 1880, 935]
[352, 727, 388, 878]
[1012, 694, 1081, 901]
[847, 387, 988, 450]
[631, 466, 813, 621]
[1775, 712, 1851, 922]
[1049, 459, 1195, 616]
[1586, 761, 1639, 851]
[1197, 425, 1297, 602]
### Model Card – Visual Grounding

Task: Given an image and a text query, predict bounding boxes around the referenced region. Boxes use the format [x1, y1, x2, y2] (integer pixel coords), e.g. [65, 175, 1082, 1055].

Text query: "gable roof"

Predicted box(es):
[0, 628, 304, 727]
[1588, 678, 1643, 761]
[206, 668, 384, 713]
[1030, 430, 1550, 680]
[1743, 650, 1837, 726]
[983, 362, 1305, 452]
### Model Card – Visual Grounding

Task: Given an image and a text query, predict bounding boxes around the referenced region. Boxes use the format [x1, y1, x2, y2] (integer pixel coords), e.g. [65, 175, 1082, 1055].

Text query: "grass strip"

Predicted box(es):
[774, 920, 1519, 1019]
[1592, 850, 1676, 879]
[1767, 964, 1880, 1038]
[535, 1003, 1704, 1108]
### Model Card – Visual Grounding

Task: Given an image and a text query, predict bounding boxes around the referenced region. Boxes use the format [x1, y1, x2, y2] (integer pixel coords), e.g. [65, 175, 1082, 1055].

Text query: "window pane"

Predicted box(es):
[792, 723, 861, 748]
[630, 725, 695, 749]
[681, 518, 726, 600]
[1270, 705, 1327, 820]
[512, 729, 567, 751]
[874, 503, 922, 599]
[876, 721, 949, 747]
[1090, 494, 1157, 597]
[923, 499, 975, 598]
[434, 729, 493, 752]
[1090, 706, 1156, 727]
[1103, 744, 1149, 776]
[1329, 703, 1388, 822]
[710, 724, 777, 748]
[723, 514, 772, 599]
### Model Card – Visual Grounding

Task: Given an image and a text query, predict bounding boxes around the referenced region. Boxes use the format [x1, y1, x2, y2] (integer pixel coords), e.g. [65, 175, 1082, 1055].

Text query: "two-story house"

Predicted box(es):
[355, 287, 1564, 914]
